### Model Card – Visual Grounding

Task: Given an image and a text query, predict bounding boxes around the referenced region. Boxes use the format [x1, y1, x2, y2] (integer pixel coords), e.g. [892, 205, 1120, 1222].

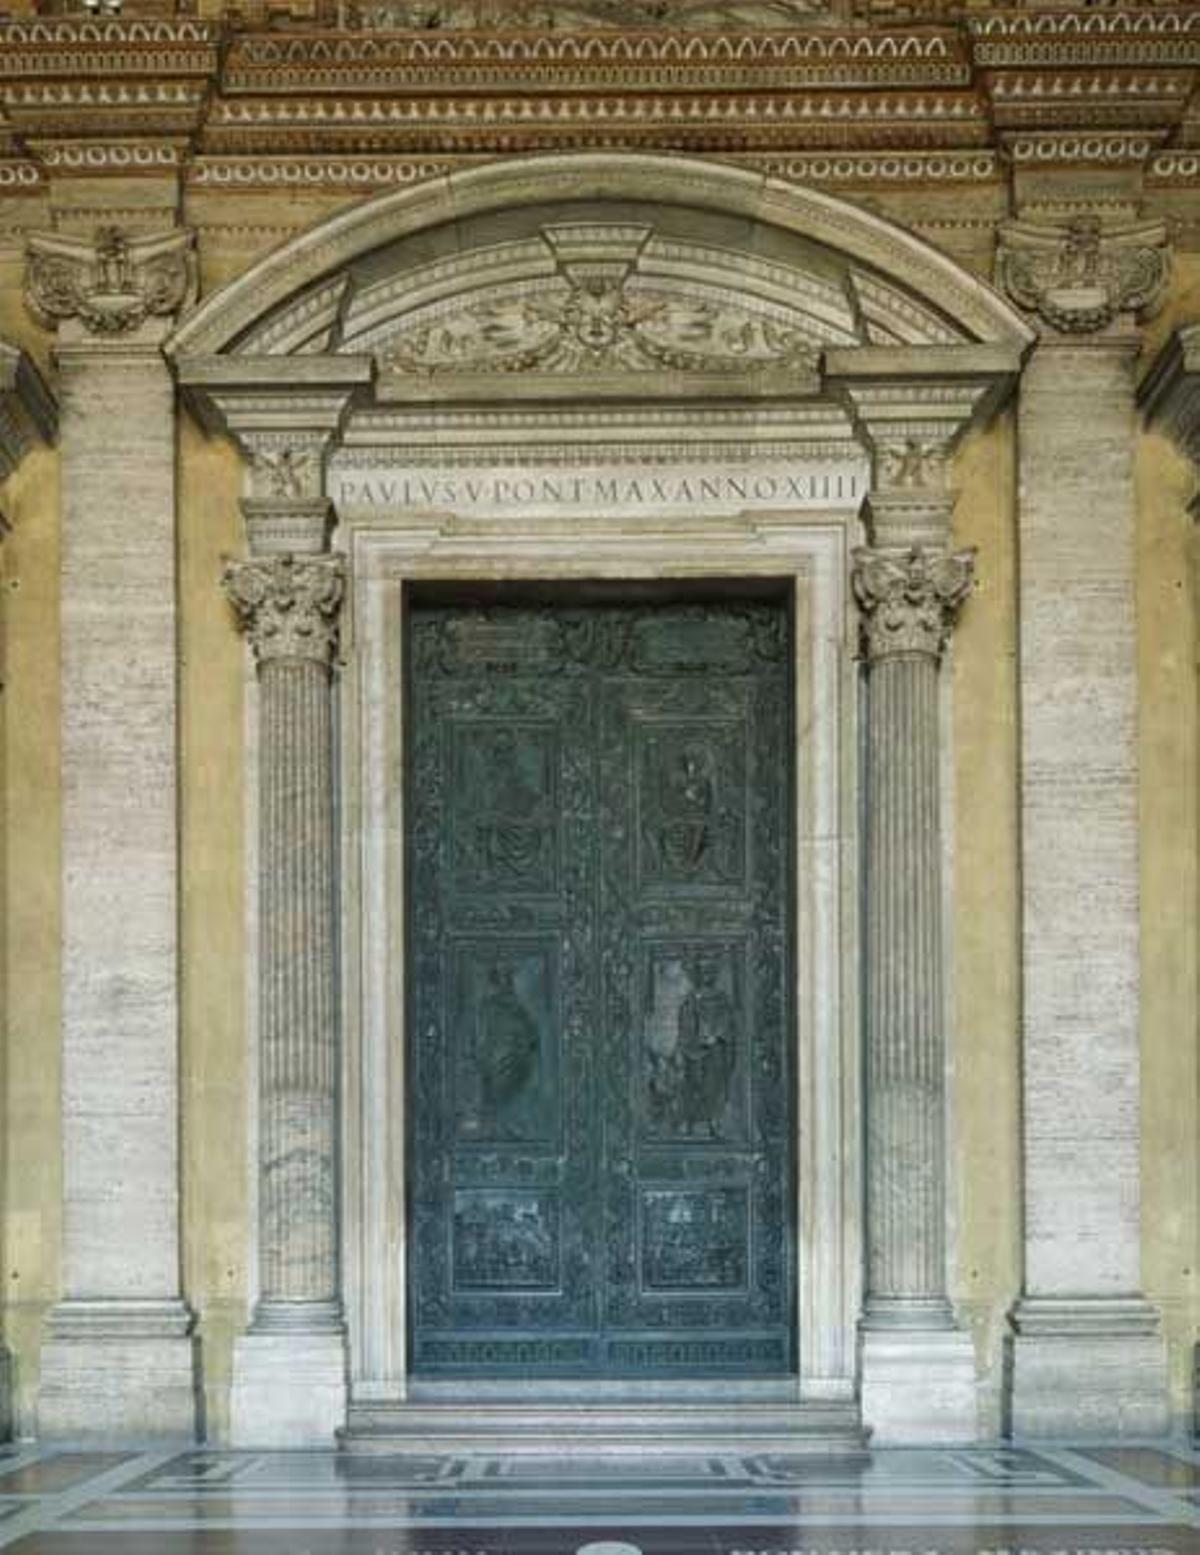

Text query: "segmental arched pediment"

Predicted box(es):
[167, 154, 1033, 366]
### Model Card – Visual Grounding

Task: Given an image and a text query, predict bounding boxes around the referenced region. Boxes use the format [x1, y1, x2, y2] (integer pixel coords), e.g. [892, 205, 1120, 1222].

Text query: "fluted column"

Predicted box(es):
[224, 553, 345, 1332]
[855, 545, 973, 1329]
[824, 344, 1024, 1443]
[222, 531, 350, 1446]
[175, 354, 369, 1447]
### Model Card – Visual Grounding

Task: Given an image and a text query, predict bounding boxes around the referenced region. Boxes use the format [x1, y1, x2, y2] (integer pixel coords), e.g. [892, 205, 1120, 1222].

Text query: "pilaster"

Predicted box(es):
[827, 345, 1019, 1443]
[0, 341, 56, 1440]
[26, 225, 200, 1441]
[182, 355, 370, 1445]
[1000, 213, 1170, 1438]
[1140, 322, 1200, 1443]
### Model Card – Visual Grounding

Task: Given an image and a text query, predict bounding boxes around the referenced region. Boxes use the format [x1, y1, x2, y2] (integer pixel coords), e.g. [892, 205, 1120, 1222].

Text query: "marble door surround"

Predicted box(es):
[24, 152, 1172, 1446]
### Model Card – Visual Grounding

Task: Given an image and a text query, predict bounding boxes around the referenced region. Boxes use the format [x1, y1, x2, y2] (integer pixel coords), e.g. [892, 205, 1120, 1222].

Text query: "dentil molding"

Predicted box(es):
[852, 544, 975, 662]
[25, 226, 197, 336]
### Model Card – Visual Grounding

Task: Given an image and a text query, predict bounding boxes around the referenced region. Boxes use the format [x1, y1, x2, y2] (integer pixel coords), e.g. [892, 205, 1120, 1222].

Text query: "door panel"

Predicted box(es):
[406, 597, 793, 1378]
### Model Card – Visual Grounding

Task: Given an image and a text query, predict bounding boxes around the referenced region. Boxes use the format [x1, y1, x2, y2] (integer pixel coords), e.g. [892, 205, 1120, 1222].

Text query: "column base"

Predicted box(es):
[38, 1298, 197, 1442]
[1007, 1296, 1169, 1438]
[860, 1326, 977, 1444]
[230, 1329, 347, 1446]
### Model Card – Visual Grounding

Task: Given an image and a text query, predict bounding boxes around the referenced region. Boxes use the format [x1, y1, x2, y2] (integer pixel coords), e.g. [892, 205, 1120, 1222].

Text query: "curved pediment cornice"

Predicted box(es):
[167, 153, 1034, 363]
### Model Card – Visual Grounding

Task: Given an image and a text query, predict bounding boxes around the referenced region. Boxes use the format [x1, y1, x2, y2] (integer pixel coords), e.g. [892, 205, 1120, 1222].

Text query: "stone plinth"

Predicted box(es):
[230, 1331, 347, 1448]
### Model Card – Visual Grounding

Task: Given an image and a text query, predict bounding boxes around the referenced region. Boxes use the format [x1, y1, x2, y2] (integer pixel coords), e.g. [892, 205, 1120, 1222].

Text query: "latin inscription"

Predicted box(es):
[332, 462, 862, 514]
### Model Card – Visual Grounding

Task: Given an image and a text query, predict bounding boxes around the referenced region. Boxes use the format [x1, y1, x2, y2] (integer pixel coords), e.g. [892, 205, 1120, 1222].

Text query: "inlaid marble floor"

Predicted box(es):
[0, 1441, 1194, 1553]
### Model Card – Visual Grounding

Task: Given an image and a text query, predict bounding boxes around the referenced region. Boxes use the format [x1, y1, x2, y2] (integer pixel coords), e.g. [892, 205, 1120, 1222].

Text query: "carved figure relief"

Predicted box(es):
[641, 1188, 748, 1291]
[646, 947, 742, 1140]
[453, 1190, 560, 1290]
[409, 599, 790, 1374]
[640, 726, 743, 887]
[477, 965, 540, 1134]
[452, 724, 556, 890]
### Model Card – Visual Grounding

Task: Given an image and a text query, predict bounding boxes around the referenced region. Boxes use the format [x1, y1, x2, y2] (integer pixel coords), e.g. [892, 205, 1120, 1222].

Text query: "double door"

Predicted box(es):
[406, 592, 794, 1377]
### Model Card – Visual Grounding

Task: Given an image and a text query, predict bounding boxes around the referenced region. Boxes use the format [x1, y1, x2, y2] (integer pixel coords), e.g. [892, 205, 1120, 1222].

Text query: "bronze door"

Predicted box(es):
[406, 594, 794, 1377]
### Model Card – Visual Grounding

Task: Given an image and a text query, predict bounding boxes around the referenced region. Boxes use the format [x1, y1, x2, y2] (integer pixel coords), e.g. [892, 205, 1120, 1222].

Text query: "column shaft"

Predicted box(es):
[853, 541, 977, 1443]
[865, 653, 947, 1318]
[224, 548, 348, 1444]
[258, 657, 339, 1322]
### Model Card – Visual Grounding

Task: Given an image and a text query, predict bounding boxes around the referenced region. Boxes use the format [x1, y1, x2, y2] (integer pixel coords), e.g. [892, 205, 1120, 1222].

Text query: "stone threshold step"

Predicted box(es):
[340, 1400, 867, 1456]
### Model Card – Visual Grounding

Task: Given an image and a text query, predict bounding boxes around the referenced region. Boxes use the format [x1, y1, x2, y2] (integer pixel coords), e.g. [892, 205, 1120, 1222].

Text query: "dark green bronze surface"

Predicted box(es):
[406, 597, 794, 1378]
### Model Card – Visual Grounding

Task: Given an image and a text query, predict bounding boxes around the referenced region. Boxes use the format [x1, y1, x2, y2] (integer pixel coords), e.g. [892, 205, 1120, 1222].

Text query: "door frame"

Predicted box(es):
[339, 506, 862, 1408]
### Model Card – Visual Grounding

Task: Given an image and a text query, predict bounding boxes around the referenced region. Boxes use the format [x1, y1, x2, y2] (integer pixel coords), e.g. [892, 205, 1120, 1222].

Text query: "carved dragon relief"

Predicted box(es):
[378, 224, 823, 378]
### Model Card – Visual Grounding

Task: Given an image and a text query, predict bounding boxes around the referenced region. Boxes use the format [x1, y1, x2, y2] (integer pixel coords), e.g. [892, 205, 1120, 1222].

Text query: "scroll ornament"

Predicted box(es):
[222, 553, 346, 668]
[25, 226, 196, 336]
[384, 275, 817, 377]
[996, 215, 1169, 336]
[852, 545, 974, 662]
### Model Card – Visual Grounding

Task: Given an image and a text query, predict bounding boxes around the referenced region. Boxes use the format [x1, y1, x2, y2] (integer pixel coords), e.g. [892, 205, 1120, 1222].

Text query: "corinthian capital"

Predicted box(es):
[996, 215, 1168, 336]
[25, 226, 196, 336]
[222, 553, 345, 669]
[852, 545, 974, 663]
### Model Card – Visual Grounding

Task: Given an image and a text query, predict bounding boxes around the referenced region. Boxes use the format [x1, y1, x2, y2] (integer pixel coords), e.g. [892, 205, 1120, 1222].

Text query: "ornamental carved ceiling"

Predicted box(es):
[0, 2, 1195, 199]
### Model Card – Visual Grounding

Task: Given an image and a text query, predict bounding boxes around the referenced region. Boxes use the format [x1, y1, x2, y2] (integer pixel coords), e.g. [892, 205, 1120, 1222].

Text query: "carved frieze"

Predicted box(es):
[377, 223, 827, 380]
[222, 553, 346, 668]
[996, 215, 1169, 335]
[385, 279, 819, 377]
[340, 0, 860, 29]
[25, 226, 196, 336]
[852, 544, 974, 662]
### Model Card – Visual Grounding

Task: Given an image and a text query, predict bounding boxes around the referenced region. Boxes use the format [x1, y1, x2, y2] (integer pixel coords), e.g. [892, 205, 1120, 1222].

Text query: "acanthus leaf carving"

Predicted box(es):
[852, 544, 974, 662]
[996, 215, 1169, 336]
[25, 226, 196, 337]
[222, 553, 346, 669]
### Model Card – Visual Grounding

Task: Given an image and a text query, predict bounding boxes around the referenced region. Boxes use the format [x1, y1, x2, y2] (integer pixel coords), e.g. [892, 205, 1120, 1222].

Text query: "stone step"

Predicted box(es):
[340, 1399, 867, 1457]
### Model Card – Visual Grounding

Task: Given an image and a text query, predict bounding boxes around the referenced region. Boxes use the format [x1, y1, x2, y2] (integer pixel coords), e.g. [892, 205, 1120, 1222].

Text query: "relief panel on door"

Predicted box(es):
[407, 597, 793, 1378]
